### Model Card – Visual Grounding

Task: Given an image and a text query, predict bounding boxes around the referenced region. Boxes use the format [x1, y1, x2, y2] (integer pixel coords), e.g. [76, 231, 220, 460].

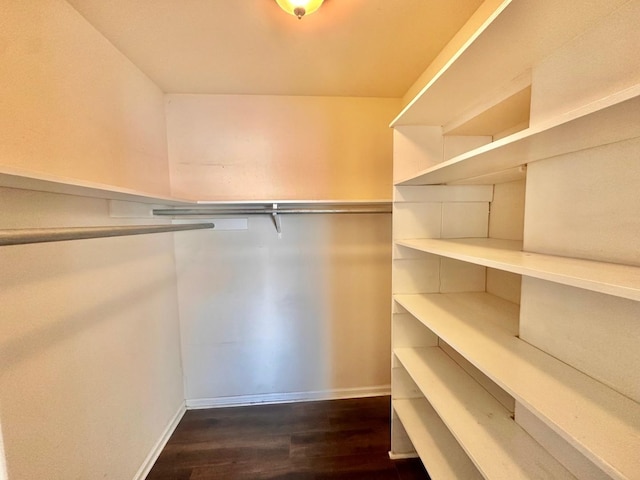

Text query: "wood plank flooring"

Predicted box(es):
[146, 396, 431, 479]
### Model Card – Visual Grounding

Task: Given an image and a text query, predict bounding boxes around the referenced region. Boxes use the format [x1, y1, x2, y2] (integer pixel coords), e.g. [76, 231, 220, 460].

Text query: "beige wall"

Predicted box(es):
[0, 1, 183, 479]
[0, 188, 185, 480]
[166, 94, 398, 405]
[0, 0, 171, 197]
[400, 0, 507, 109]
[165, 94, 399, 201]
[174, 213, 392, 405]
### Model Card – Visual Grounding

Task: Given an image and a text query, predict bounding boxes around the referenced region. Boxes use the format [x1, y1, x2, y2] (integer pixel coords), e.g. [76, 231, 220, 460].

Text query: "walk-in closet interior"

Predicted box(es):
[0, 0, 638, 479]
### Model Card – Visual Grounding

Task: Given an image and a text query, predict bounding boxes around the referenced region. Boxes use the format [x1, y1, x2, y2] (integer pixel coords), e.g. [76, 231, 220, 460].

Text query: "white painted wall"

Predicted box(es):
[529, 0, 640, 125]
[165, 94, 398, 405]
[524, 138, 640, 266]
[0, 0, 171, 196]
[0, 188, 185, 480]
[165, 94, 399, 201]
[175, 213, 392, 406]
[0, 1, 184, 478]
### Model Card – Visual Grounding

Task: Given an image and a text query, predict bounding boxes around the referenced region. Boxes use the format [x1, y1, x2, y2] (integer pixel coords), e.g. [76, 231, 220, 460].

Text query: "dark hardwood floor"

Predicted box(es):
[146, 395, 430, 480]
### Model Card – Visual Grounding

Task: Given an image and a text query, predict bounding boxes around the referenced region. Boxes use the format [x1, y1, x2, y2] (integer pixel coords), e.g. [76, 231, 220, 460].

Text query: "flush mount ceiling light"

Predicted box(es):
[275, 0, 324, 19]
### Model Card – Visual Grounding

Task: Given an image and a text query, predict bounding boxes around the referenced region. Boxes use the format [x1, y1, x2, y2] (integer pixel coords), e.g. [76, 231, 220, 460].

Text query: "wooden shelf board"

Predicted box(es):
[394, 346, 575, 479]
[0, 168, 390, 208]
[0, 166, 193, 205]
[448, 165, 526, 185]
[393, 398, 482, 480]
[391, 0, 629, 127]
[396, 291, 519, 336]
[444, 86, 531, 137]
[394, 292, 640, 480]
[395, 238, 640, 302]
[396, 85, 640, 186]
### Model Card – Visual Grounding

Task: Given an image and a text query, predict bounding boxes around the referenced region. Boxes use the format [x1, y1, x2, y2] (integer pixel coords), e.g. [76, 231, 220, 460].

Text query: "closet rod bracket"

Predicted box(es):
[272, 203, 282, 234]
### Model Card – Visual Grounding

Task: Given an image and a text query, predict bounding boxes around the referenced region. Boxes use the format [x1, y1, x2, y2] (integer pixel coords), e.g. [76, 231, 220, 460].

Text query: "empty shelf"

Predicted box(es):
[0, 165, 192, 205]
[394, 292, 640, 480]
[393, 398, 482, 480]
[394, 346, 575, 479]
[396, 86, 640, 186]
[395, 238, 640, 301]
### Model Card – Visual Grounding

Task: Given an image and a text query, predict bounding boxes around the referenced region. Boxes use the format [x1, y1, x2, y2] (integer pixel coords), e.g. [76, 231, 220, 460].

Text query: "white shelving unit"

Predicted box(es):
[390, 1, 640, 479]
[394, 293, 640, 479]
[0, 165, 192, 205]
[395, 238, 640, 301]
[391, 0, 631, 128]
[393, 398, 483, 480]
[395, 347, 575, 479]
[396, 86, 640, 186]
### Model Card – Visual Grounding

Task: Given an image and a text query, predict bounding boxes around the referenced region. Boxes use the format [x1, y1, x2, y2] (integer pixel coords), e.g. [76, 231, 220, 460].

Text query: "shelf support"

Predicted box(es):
[272, 203, 282, 235]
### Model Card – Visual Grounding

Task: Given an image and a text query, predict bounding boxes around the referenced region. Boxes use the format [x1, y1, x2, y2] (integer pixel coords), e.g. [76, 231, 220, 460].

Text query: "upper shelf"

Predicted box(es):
[391, 0, 630, 127]
[0, 166, 392, 207]
[396, 85, 640, 186]
[0, 165, 193, 205]
[395, 238, 640, 302]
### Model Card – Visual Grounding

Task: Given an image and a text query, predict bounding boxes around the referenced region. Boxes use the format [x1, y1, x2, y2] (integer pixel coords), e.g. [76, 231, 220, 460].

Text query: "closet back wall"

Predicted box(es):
[166, 95, 398, 201]
[166, 95, 399, 405]
[174, 213, 393, 406]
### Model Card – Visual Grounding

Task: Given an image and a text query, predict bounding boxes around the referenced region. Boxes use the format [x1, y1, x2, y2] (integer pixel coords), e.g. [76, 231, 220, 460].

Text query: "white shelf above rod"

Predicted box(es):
[0, 223, 214, 247]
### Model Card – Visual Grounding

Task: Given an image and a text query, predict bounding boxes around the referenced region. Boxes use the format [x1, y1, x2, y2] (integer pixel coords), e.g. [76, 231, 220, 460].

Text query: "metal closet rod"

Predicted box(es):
[0, 223, 214, 247]
[153, 205, 392, 216]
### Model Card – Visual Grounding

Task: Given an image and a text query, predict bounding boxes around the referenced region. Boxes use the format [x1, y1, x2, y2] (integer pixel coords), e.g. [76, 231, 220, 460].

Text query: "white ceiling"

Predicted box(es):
[66, 0, 483, 97]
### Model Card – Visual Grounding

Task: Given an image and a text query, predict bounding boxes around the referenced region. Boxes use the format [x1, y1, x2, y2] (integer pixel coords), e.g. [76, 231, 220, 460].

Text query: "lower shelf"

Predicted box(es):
[393, 398, 482, 480]
[394, 292, 640, 480]
[394, 346, 575, 479]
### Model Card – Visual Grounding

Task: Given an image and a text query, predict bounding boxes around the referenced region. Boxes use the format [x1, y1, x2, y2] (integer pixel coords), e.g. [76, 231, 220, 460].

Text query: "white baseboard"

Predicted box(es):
[389, 451, 419, 460]
[133, 402, 186, 480]
[186, 385, 391, 409]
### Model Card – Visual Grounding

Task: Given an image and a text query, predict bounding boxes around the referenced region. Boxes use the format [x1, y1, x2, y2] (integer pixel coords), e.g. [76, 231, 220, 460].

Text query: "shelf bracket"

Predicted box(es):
[271, 203, 282, 235]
